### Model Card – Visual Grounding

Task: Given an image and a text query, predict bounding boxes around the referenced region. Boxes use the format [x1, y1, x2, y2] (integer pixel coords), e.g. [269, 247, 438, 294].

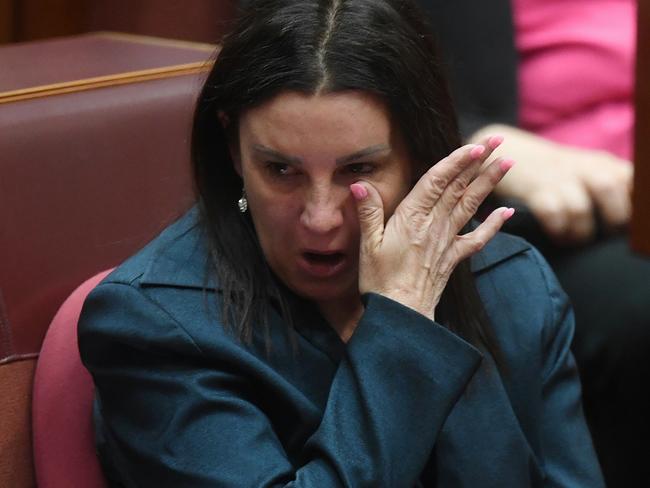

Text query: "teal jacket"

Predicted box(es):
[78, 208, 604, 487]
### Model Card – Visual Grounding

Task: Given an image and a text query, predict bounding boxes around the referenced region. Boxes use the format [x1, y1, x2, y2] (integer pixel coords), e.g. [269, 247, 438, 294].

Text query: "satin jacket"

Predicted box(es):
[78, 208, 604, 487]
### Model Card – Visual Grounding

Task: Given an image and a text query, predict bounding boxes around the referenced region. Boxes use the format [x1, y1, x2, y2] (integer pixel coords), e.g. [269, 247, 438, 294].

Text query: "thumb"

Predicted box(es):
[350, 181, 385, 251]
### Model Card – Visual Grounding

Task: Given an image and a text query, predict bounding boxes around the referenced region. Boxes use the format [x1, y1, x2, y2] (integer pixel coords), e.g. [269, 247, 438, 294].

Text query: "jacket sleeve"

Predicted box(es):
[78, 283, 482, 488]
[532, 249, 606, 487]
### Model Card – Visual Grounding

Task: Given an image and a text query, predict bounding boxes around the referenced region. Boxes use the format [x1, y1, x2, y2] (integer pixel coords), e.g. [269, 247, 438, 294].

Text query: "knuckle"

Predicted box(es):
[468, 236, 486, 254]
[458, 234, 485, 256]
[529, 192, 557, 212]
[490, 166, 506, 185]
[460, 193, 482, 215]
[529, 193, 566, 222]
[533, 207, 567, 234]
[402, 198, 429, 217]
[358, 205, 381, 222]
[413, 227, 430, 245]
[566, 200, 591, 219]
[450, 177, 468, 198]
[588, 175, 617, 195]
[535, 204, 563, 223]
[425, 173, 447, 197]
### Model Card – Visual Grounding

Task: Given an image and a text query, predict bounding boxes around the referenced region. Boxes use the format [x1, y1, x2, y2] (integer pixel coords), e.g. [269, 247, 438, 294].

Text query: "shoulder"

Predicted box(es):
[471, 231, 562, 307]
[469, 230, 530, 275]
[471, 231, 573, 370]
[471, 231, 566, 317]
[100, 205, 215, 290]
[79, 206, 225, 359]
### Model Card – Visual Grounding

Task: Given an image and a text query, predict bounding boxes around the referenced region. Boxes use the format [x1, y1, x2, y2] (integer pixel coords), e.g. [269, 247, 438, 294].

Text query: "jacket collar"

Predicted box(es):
[140, 207, 219, 290]
[469, 231, 530, 273]
[140, 207, 530, 290]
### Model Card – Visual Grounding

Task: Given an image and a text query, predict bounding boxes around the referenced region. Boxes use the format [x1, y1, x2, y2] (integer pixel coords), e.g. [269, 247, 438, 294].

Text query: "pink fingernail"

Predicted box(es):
[502, 207, 515, 220]
[470, 145, 486, 158]
[500, 159, 515, 172]
[488, 135, 505, 149]
[350, 183, 368, 200]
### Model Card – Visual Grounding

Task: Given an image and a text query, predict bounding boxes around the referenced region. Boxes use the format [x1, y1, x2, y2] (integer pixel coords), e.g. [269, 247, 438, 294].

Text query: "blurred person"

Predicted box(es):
[418, 0, 650, 484]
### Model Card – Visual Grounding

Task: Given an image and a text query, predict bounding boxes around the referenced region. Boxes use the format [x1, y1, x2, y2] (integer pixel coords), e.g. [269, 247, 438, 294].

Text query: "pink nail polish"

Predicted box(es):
[499, 159, 515, 172]
[488, 135, 505, 149]
[470, 145, 486, 158]
[350, 183, 368, 200]
[503, 207, 515, 220]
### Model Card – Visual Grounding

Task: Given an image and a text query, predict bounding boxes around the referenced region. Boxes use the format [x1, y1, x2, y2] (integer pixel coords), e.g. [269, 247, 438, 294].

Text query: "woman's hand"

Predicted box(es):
[350, 138, 514, 321]
[470, 124, 633, 244]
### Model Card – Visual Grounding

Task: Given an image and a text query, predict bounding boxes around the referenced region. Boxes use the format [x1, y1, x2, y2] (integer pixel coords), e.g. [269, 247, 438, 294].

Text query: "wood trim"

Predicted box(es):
[0, 60, 213, 104]
[0, 353, 39, 366]
[93, 31, 217, 53]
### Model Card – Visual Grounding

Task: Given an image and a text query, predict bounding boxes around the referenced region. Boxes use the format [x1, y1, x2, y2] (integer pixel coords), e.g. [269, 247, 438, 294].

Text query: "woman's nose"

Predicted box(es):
[300, 187, 346, 235]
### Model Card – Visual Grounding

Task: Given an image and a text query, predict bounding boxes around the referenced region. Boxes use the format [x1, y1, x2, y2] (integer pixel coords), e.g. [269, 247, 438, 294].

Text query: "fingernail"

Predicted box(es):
[499, 158, 515, 172]
[502, 207, 515, 220]
[488, 135, 505, 149]
[350, 183, 368, 200]
[470, 145, 486, 158]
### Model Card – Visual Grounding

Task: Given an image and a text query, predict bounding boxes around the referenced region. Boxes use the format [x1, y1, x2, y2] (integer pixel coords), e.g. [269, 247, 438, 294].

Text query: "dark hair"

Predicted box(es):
[191, 0, 501, 360]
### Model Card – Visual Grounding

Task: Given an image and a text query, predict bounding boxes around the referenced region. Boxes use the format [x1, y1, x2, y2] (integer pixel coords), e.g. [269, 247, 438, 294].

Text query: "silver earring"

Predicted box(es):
[237, 189, 248, 213]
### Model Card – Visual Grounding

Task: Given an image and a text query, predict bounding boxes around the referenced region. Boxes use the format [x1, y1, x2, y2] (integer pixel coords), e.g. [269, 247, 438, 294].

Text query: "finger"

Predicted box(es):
[453, 207, 515, 261]
[449, 157, 515, 233]
[478, 134, 506, 169]
[406, 143, 487, 214]
[585, 167, 632, 230]
[451, 134, 506, 189]
[558, 183, 595, 243]
[435, 135, 507, 215]
[350, 181, 385, 253]
[528, 184, 594, 243]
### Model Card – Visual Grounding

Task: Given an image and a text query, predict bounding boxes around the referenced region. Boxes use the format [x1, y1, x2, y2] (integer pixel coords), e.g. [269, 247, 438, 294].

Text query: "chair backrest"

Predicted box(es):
[0, 32, 210, 486]
[32, 270, 113, 488]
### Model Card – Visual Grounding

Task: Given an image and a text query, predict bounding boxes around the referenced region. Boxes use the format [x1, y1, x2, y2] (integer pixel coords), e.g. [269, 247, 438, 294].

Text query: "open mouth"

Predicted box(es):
[303, 251, 345, 265]
[299, 251, 347, 277]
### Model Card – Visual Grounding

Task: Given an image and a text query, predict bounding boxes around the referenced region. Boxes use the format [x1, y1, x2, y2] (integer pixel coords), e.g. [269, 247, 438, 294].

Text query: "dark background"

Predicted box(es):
[0, 0, 237, 44]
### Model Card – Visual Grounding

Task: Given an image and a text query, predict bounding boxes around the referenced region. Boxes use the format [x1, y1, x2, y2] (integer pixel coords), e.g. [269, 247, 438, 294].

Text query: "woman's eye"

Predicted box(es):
[344, 163, 375, 175]
[266, 162, 297, 177]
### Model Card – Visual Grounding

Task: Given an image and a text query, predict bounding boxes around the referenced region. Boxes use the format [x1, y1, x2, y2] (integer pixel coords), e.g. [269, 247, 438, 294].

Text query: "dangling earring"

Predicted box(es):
[237, 188, 248, 213]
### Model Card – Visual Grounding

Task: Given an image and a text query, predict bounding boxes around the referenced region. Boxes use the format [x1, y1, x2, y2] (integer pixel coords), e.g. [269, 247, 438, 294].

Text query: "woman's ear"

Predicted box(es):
[218, 110, 242, 177]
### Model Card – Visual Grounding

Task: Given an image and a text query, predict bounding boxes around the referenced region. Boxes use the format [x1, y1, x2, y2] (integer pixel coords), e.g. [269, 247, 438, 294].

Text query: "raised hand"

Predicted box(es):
[350, 137, 514, 321]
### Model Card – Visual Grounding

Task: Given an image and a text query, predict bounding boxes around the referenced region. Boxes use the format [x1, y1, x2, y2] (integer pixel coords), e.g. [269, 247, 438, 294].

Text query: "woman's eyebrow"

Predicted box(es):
[335, 145, 391, 165]
[252, 145, 302, 164]
[251, 144, 391, 165]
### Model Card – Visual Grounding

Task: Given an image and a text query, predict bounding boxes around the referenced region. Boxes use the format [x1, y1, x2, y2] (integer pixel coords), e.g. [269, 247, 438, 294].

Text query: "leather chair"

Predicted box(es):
[0, 32, 213, 487]
[32, 270, 112, 488]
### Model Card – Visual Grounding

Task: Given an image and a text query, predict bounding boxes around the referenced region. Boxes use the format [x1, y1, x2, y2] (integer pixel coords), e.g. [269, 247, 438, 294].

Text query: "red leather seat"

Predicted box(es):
[32, 270, 112, 488]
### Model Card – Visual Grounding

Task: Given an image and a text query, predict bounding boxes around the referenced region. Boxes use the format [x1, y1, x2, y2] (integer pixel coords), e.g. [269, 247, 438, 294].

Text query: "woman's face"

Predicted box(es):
[235, 90, 412, 304]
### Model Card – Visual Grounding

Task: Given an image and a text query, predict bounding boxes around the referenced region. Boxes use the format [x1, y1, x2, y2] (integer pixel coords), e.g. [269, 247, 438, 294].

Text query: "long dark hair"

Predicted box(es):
[191, 0, 501, 360]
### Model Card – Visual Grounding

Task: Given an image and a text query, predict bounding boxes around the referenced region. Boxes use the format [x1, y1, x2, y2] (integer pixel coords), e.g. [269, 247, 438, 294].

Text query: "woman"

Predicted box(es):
[78, 0, 604, 486]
